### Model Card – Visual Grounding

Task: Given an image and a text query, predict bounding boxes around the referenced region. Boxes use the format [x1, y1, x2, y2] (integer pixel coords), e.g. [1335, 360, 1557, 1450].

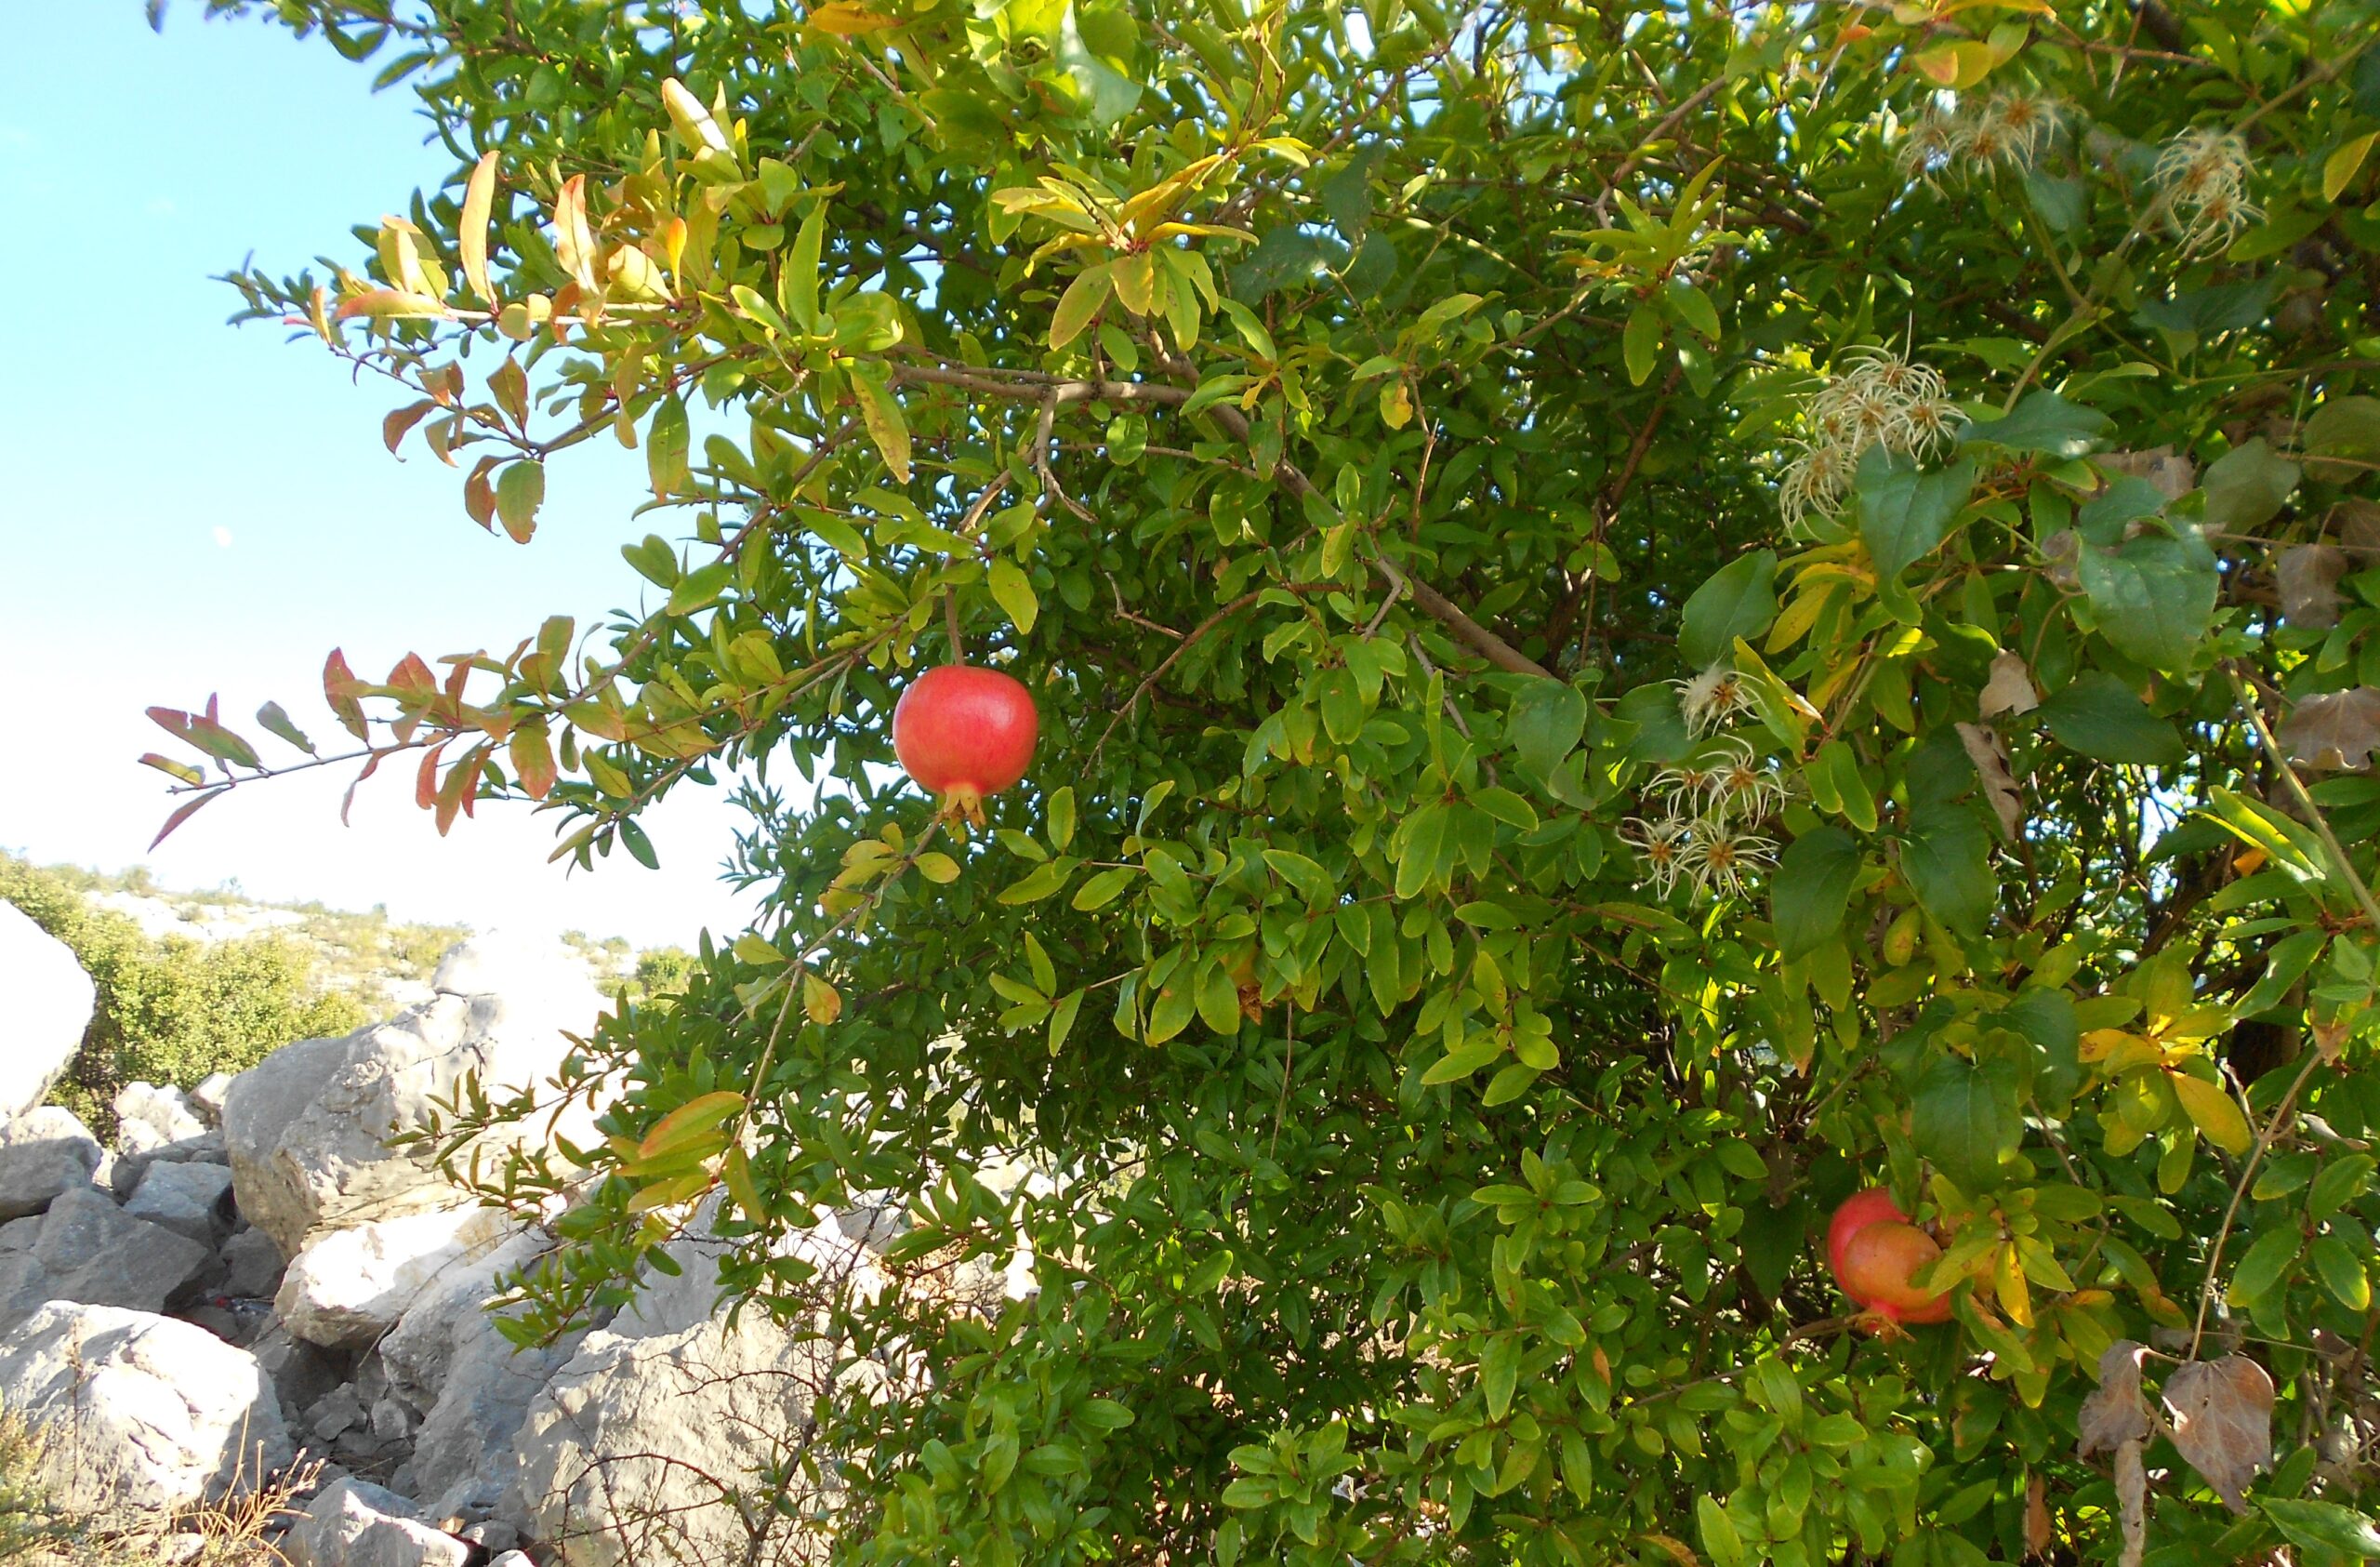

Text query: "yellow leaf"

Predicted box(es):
[2169, 1070, 2253, 1155]
[723, 1145, 767, 1222]
[915, 851, 961, 883]
[628, 1169, 717, 1214]
[460, 151, 498, 305]
[2325, 131, 2377, 205]
[1379, 380, 1412, 430]
[332, 288, 450, 322]
[733, 933, 786, 966]
[803, 971, 843, 1026]
[1911, 39, 1998, 88]
[659, 77, 732, 155]
[805, 1, 900, 33]
[1994, 1242, 2034, 1328]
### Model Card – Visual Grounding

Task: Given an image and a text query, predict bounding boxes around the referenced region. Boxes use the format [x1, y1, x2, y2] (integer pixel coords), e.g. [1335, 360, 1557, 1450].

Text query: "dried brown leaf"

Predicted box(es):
[2337, 499, 2380, 562]
[2043, 529, 2082, 591]
[1957, 722, 2025, 839]
[2102, 446, 2198, 502]
[2276, 544, 2348, 630]
[2115, 1439, 2148, 1567]
[2277, 686, 2380, 771]
[1979, 650, 2040, 719]
[2162, 1354, 2273, 1513]
[2079, 1340, 2155, 1457]
[2025, 1473, 2053, 1560]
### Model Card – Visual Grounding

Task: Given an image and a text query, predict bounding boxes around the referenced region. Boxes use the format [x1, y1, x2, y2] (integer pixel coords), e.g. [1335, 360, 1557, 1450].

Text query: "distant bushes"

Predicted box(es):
[0, 856, 367, 1133]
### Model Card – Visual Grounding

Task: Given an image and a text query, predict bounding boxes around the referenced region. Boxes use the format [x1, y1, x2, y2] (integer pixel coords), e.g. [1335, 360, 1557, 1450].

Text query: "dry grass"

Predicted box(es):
[0, 1409, 321, 1567]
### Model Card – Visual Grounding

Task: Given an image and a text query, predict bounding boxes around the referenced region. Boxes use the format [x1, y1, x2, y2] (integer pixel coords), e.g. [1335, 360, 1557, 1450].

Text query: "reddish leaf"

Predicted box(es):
[2276, 544, 2348, 630]
[324, 650, 369, 740]
[509, 721, 559, 800]
[2278, 686, 2380, 770]
[147, 705, 195, 741]
[150, 789, 226, 851]
[463, 457, 500, 532]
[340, 750, 384, 827]
[184, 715, 262, 769]
[389, 653, 436, 695]
[416, 739, 450, 811]
[382, 399, 438, 457]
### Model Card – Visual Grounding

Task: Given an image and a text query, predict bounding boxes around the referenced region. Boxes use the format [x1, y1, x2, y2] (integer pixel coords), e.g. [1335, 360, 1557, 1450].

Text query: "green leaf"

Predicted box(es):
[1622, 300, 1663, 386]
[1678, 551, 1778, 669]
[2309, 1233, 2373, 1312]
[1959, 390, 2109, 458]
[1901, 803, 1996, 939]
[1072, 867, 1135, 910]
[648, 395, 692, 498]
[999, 860, 1073, 904]
[2077, 525, 2218, 674]
[1051, 263, 1115, 351]
[2263, 1497, 2380, 1560]
[1911, 1053, 2022, 1192]
[786, 203, 826, 332]
[2039, 673, 2188, 765]
[1481, 1335, 1520, 1421]
[988, 558, 1040, 634]
[849, 365, 912, 483]
[2228, 1225, 2302, 1306]
[2200, 438, 2300, 532]
[1770, 826, 1861, 960]
[255, 702, 316, 755]
[1048, 988, 1086, 1055]
[1507, 680, 1587, 780]
[616, 817, 659, 869]
[1857, 450, 1977, 580]
[495, 459, 544, 543]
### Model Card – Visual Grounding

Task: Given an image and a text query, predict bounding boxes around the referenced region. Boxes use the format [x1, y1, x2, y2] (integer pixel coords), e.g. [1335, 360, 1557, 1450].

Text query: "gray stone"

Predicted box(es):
[253, 1321, 350, 1426]
[0, 1106, 103, 1220]
[191, 1071, 236, 1124]
[109, 1129, 230, 1201]
[282, 1477, 469, 1567]
[499, 1306, 848, 1567]
[378, 1227, 581, 1521]
[223, 939, 608, 1255]
[0, 1187, 214, 1327]
[487, 1554, 534, 1567]
[0, 903, 93, 1124]
[113, 1081, 209, 1155]
[459, 1521, 518, 1555]
[125, 1159, 236, 1242]
[222, 1225, 287, 1298]
[307, 1384, 364, 1441]
[0, 1301, 292, 1515]
[276, 1207, 531, 1350]
[369, 1396, 411, 1443]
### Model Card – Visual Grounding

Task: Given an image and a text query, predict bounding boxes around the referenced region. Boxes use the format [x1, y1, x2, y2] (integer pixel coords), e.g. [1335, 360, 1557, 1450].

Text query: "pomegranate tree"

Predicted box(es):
[892, 663, 1038, 825]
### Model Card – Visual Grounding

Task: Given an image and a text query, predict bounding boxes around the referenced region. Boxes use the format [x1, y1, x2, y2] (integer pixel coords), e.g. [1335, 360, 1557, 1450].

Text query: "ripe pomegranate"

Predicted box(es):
[1828, 1187, 1952, 1325]
[892, 663, 1038, 823]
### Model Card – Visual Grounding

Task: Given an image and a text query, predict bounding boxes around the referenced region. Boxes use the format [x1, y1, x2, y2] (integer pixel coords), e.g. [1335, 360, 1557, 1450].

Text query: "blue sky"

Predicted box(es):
[0, 7, 763, 947]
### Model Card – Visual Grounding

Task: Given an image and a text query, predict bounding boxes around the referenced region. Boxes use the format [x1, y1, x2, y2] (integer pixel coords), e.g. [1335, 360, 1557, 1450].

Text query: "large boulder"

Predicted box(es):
[378, 1226, 583, 1521]
[0, 1302, 293, 1515]
[494, 1205, 892, 1565]
[0, 903, 92, 1126]
[0, 1106, 103, 1220]
[276, 1205, 531, 1350]
[497, 1311, 842, 1567]
[282, 1476, 469, 1567]
[222, 936, 609, 1255]
[0, 1186, 214, 1327]
[113, 1080, 209, 1154]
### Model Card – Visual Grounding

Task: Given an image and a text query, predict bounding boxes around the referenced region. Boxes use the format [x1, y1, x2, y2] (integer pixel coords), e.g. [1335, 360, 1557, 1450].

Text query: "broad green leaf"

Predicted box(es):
[648, 395, 692, 498]
[1679, 551, 1778, 669]
[1901, 803, 1996, 939]
[1623, 301, 1662, 385]
[1771, 826, 1860, 961]
[2200, 438, 2300, 532]
[1507, 680, 1587, 780]
[1959, 391, 2109, 458]
[2263, 1497, 2380, 1560]
[1911, 1053, 2022, 1192]
[1857, 450, 1977, 579]
[849, 365, 911, 482]
[2039, 673, 2187, 765]
[988, 558, 1040, 634]
[1051, 263, 1115, 351]
[495, 459, 544, 543]
[2076, 526, 2217, 674]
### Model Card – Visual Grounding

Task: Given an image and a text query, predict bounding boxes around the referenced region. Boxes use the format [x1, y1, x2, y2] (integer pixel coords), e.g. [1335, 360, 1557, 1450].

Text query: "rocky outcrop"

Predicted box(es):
[276, 1206, 530, 1350]
[222, 936, 608, 1255]
[0, 1106, 103, 1221]
[0, 1187, 214, 1326]
[0, 904, 93, 1125]
[282, 1477, 469, 1567]
[0, 1302, 292, 1515]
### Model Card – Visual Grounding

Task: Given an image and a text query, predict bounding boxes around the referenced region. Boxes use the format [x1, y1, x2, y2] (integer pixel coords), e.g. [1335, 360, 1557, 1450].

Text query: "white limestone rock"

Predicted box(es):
[0, 903, 93, 1125]
[222, 937, 609, 1255]
[275, 1205, 531, 1350]
[0, 1106, 103, 1221]
[0, 1302, 292, 1515]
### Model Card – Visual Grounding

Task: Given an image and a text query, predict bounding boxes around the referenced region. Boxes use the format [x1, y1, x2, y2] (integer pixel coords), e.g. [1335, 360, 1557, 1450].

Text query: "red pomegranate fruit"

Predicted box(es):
[1828, 1186, 1952, 1325]
[892, 663, 1038, 823]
